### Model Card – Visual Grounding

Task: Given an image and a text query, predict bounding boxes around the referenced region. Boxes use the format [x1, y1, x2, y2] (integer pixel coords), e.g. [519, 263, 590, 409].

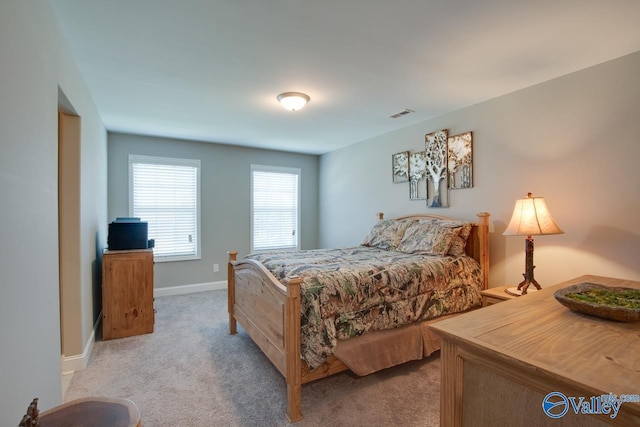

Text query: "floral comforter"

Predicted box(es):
[245, 246, 483, 369]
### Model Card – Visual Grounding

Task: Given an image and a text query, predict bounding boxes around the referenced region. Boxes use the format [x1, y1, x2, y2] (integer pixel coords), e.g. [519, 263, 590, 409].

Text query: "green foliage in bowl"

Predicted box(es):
[565, 288, 640, 309]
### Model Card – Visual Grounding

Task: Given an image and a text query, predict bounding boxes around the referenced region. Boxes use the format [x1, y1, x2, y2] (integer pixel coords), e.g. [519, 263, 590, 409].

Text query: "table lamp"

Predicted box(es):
[503, 192, 564, 296]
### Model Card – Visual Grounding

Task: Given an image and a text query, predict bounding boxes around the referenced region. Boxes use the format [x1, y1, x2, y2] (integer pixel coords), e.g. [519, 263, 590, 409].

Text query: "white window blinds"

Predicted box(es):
[129, 155, 201, 261]
[251, 165, 300, 252]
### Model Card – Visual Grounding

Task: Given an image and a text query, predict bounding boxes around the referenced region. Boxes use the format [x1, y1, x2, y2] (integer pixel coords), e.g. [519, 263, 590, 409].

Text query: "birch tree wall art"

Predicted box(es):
[409, 151, 427, 200]
[425, 129, 449, 207]
[447, 132, 473, 189]
[392, 151, 410, 183]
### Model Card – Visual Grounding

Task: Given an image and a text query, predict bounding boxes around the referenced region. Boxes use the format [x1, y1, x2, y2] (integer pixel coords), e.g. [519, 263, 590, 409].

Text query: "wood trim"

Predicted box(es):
[476, 212, 490, 290]
[439, 340, 460, 427]
[284, 276, 303, 422]
[301, 355, 349, 384]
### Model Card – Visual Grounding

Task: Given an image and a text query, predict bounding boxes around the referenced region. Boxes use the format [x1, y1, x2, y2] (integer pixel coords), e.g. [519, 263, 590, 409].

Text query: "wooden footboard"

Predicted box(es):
[227, 252, 304, 422]
[228, 212, 490, 422]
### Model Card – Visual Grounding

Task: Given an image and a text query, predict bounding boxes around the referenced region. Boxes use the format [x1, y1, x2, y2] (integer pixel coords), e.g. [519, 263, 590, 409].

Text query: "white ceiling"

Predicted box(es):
[50, 0, 640, 155]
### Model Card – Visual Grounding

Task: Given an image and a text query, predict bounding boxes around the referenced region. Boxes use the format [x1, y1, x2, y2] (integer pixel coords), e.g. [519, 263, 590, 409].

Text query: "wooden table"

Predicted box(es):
[430, 275, 640, 426]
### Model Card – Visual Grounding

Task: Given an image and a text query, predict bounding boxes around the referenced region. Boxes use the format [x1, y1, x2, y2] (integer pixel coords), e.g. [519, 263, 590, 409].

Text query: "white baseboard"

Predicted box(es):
[154, 280, 227, 298]
[61, 313, 100, 374]
[60, 282, 226, 373]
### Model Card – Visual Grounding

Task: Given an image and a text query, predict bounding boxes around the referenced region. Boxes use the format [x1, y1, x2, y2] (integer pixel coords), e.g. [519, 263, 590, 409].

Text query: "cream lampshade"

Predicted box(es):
[503, 192, 563, 295]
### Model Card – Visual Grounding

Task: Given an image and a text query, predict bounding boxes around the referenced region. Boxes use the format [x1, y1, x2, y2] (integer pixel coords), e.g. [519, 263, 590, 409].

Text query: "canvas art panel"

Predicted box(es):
[447, 132, 473, 189]
[409, 151, 427, 200]
[425, 130, 449, 207]
[392, 151, 410, 183]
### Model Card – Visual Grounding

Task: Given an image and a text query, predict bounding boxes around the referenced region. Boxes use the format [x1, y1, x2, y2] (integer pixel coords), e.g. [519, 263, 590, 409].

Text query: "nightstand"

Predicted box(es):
[481, 286, 518, 306]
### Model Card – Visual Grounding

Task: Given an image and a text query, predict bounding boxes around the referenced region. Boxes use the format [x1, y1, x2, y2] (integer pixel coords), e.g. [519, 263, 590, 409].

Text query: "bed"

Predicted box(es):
[227, 212, 490, 422]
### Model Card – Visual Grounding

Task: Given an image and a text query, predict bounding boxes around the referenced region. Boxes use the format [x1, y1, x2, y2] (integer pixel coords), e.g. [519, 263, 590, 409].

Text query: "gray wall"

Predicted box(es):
[0, 1, 107, 423]
[320, 51, 640, 288]
[108, 133, 319, 288]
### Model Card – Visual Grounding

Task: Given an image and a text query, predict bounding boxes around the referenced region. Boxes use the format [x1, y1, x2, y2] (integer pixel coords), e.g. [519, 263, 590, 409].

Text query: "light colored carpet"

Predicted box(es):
[65, 290, 441, 426]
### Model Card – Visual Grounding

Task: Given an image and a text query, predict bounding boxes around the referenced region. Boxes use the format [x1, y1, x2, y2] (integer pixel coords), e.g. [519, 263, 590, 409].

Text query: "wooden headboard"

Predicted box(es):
[379, 212, 490, 290]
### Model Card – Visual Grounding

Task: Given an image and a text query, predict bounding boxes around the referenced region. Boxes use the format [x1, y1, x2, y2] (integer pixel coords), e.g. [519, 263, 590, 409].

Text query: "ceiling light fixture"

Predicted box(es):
[277, 92, 310, 111]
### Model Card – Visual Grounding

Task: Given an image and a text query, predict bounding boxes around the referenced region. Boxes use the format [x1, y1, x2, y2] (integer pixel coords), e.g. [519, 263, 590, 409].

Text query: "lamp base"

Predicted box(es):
[505, 286, 540, 297]
[511, 236, 543, 296]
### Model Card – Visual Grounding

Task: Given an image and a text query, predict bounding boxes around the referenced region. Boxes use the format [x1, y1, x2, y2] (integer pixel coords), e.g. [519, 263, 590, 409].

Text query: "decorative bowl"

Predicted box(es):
[553, 282, 640, 322]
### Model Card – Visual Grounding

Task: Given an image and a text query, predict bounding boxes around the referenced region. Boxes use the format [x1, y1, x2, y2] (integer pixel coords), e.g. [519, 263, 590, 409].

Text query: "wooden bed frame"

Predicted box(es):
[227, 212, 490, 422]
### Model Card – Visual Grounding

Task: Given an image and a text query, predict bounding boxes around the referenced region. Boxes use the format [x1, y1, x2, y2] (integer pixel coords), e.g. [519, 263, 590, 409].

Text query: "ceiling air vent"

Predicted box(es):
[389, 109, 415, 119]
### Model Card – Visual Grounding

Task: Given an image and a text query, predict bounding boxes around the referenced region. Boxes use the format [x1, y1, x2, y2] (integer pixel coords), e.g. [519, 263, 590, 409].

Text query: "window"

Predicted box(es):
[251, 165, 300, 252]
[129, 155, 201, 262]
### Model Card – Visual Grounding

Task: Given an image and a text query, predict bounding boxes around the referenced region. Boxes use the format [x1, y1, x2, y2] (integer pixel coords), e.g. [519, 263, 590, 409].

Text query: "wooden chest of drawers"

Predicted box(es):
[102, 249, 154, 340]
[431, 275, 640, 426]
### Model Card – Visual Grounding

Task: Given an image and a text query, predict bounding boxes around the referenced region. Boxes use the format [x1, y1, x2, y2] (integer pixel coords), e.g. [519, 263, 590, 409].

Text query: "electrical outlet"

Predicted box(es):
[213, 264, 219, 272]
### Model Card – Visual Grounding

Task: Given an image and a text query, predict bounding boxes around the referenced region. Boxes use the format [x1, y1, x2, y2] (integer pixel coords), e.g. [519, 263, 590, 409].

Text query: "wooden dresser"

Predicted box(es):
[102, 249, 154, 340]
[430, 275, 640, 426]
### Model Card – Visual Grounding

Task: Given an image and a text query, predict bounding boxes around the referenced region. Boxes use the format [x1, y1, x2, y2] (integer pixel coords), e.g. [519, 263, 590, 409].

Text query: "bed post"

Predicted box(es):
[227, 251, 238, 335]
[284, 275, 303, 422]
[476, 212, 490, 290]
